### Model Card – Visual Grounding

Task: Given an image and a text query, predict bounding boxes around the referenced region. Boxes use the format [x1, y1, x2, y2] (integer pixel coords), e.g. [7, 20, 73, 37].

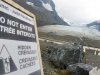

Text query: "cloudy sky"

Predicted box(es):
[52, 0, 100, 24]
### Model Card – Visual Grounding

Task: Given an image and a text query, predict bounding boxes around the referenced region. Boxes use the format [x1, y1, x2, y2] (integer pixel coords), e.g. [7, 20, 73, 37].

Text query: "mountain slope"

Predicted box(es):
[12, 0, 69, 26]
[87, 20, 100, 31]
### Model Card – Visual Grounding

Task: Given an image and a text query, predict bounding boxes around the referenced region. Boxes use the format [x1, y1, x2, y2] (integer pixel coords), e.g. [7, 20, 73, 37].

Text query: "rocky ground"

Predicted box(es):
[40, 40, 67, 75]
[42, 56, 60, 75]
[38, 32, 100, 75]
[85, 49, 100, 68]
[40, 40, 60, 75]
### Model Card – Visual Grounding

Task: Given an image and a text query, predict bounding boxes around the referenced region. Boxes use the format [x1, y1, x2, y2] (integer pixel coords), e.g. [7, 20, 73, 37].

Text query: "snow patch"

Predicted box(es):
[58, 14, 72, 25]
[40, 0, 53, 11]
[26, 2, 34, 6]
[63, 18, 72, 25]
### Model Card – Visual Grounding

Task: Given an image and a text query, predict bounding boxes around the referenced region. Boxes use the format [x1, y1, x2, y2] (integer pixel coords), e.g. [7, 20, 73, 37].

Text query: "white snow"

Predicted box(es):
[64, 18, 72, 25]
[38, 25, 100, 40]
[89, 25, 99, 30]
[26, 2, 34, 6]
[58, 14, 72, 25]
[40, 0, 53, 11]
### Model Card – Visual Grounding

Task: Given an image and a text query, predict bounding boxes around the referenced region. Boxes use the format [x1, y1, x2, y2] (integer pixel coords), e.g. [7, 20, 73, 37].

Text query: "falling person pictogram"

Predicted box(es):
[3, 57, 10, 73]
[0, 45, 17, 75]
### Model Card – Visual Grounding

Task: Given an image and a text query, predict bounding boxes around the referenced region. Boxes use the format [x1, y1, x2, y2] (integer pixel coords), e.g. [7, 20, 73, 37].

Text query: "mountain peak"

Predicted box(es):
[87, 20, 100, 31]
[21, 0, 69, 26]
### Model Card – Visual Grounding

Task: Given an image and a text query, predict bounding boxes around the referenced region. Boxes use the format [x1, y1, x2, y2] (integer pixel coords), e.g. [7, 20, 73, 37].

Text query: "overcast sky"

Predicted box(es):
[52, 0, 100, 24]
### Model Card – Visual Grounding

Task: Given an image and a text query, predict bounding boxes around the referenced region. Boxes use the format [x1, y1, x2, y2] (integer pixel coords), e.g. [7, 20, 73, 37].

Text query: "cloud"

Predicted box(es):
[52, 0, 100, 24]
[56, 7, 60, 10]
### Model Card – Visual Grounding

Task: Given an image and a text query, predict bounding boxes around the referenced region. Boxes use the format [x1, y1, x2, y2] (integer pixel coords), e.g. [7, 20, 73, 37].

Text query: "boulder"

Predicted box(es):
[48, 42, 84, 68]
[67, 63, 94, 75]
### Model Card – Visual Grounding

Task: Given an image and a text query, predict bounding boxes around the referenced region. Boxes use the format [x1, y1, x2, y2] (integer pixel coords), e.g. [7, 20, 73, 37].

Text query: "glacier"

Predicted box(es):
[38, 25, 100, 40]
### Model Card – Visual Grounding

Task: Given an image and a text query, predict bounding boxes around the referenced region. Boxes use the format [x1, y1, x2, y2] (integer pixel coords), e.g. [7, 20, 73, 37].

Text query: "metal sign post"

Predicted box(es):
[0, 0, 44, 75]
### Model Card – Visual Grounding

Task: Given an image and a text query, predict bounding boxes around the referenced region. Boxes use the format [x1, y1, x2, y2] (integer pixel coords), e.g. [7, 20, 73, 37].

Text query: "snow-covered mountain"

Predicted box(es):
[24, 0, 55, 11]
[13, 0, 100, 39]
[38, 25, 100, 40]
[18, 0, 69, 26]
[87, 20, 100, 31]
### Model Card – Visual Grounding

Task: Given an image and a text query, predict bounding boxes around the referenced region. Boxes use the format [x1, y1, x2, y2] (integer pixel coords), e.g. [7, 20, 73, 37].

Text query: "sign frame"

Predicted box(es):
[0, 0, 44, 75]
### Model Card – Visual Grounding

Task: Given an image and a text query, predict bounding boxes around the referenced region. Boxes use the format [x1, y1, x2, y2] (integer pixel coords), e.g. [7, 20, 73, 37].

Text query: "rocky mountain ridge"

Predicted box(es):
[87, 20, 100, 31]
[13, 0, 69, 26]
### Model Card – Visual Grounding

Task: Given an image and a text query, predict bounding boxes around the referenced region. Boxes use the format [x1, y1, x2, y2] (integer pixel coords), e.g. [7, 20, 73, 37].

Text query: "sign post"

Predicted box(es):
[0, 0, 44, 75]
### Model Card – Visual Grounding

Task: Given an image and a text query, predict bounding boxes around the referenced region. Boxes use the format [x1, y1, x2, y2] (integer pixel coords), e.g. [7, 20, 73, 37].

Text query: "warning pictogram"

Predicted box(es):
[0, 45, 17, 75]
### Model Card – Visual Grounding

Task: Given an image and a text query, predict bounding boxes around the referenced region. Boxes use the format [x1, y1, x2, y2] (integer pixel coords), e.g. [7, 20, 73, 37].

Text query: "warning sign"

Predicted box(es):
[0, 45, 17, 74]
[0, 0, 41, 75]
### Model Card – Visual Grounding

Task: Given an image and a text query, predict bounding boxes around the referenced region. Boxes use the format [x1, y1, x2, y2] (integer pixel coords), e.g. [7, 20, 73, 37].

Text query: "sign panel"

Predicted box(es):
[0, 0, 41, 75]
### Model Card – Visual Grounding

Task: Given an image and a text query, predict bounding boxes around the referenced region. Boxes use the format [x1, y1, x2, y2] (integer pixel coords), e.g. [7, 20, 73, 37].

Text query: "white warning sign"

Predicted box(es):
[0, 0, 41, 75]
